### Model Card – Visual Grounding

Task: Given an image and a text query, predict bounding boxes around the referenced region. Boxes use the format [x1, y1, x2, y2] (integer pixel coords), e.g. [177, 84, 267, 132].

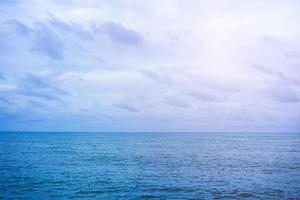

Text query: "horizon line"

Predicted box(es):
[1, 131, 299, 134]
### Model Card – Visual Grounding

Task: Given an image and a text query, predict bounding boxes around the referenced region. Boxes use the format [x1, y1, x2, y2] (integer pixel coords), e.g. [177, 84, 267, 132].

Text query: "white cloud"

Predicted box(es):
[0, 0, 300, 131]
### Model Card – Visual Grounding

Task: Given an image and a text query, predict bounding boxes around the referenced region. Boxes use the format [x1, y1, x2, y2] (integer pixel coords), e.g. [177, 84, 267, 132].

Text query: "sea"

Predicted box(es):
[0, 132, 299, 199]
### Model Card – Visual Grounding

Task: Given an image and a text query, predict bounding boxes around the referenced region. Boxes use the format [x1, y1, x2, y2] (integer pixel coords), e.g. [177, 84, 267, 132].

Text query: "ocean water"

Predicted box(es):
[0, 132, 299, 199]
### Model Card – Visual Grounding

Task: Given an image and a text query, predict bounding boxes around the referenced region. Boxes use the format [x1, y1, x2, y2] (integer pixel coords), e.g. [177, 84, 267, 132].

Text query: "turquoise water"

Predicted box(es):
[0, 132, 299, 199]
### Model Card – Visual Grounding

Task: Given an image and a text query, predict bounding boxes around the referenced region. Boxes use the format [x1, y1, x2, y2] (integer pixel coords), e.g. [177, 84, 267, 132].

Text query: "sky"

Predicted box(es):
[0, 0, 300, 132]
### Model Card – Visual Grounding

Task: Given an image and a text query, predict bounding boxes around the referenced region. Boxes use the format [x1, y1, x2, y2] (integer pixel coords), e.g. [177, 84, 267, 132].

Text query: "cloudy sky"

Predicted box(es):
[0, 0, 299, 132]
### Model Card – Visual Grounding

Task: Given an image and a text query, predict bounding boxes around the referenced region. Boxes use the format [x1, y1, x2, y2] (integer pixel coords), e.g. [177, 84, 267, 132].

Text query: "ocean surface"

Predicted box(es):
[0, 132, 299, 199]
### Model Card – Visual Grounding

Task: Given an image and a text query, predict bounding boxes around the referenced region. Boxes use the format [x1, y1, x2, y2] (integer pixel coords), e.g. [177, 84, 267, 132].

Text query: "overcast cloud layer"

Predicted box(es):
[0, 0, 300, 132]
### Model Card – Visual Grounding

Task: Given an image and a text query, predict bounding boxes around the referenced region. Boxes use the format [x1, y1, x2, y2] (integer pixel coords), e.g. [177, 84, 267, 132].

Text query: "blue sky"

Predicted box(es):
[0, 0, 300, 132]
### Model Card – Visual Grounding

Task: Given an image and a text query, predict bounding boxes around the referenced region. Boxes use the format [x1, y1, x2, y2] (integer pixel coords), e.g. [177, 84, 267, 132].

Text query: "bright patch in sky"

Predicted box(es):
[0, 0, 299, 131]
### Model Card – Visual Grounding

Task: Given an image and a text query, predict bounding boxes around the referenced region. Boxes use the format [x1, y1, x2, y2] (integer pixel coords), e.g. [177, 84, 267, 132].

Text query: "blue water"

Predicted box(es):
[0, 132, 299, 199]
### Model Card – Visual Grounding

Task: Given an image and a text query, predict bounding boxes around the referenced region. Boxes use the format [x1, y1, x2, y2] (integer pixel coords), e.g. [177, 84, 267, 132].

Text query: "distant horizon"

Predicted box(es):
[1, 130, 299, 134]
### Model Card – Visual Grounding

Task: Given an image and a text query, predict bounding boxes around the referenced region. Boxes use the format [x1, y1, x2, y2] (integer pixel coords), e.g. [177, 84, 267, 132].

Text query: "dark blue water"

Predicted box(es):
[0, 132, 299, 199]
